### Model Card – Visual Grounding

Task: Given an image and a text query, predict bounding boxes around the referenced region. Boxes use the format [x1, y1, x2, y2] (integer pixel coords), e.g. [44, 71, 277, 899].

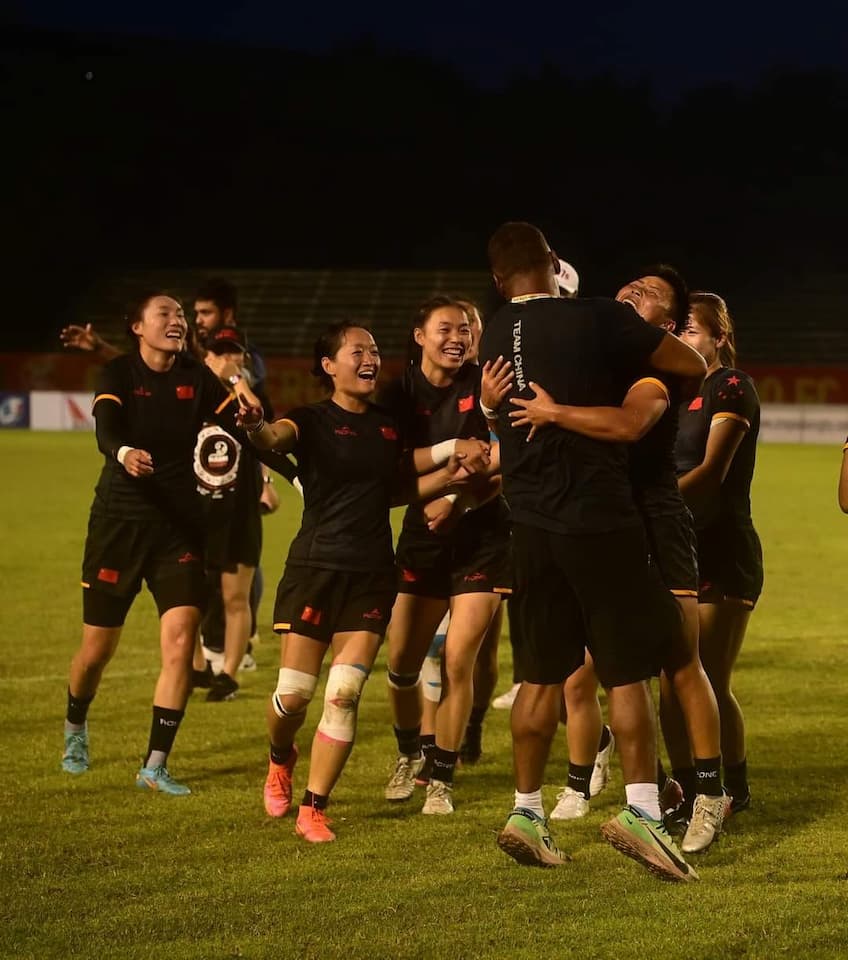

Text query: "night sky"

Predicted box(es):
[9, 0, 848, 96]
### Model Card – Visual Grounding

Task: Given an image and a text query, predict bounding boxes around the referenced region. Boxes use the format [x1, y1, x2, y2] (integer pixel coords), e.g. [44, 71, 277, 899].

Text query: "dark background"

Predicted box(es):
[3, 3, 847, 351]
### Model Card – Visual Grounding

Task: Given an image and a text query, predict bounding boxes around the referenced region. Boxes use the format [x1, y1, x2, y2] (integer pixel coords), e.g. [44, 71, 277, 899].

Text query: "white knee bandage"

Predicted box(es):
[316, 663, 368, 744]
[420, 656, 443, 703]
[272, 667, 319, 719]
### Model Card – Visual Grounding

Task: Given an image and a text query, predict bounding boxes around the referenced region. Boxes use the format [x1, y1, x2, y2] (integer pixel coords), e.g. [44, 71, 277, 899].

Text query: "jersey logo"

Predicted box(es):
[362, 608, 383, 620]
[176, 385, 195, 400]
[193, 425, 241, 495]
[688, 397, 704, 411]
[380, 425, 398, 440]
[727, 375, 740, 386]
[177, 552, 199, 564]
[301, 605, 322, 625]
[335, 425, 358, 437]
[97, 567, 119, 584]
[464, 571, 488, 582]
[133, 386, 152, 397]
[401, 568, 418, 582]
[457, 395, 474, 413]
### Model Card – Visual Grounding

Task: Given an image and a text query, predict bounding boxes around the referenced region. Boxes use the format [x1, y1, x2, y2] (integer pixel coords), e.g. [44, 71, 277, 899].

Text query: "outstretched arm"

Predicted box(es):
[60, 323, 122, 362]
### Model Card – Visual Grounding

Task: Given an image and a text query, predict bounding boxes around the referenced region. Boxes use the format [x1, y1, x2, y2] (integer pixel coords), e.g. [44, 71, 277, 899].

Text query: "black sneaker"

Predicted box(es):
[459, 725, 482, 765]
[728, 790, 751, 814]
[206, 671, 239, 702]
[192, 661, 215, 689]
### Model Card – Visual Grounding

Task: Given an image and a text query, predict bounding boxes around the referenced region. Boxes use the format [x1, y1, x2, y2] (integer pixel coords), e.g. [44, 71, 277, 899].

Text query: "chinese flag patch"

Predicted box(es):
[301, 605, 322, 625]
[176, 385, 195, 400]
[458, 395, 474, 413]
[688, 396, 704, 411]
[380, 425, 398, 440]
[97, 568, 120, 584]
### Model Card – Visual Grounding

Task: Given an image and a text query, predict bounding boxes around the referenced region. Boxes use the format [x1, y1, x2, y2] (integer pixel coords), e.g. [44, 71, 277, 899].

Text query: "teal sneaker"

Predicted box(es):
[135, 765, 191, 796]
[62, 728, 89, 774]
[497, 807, 569, 868]
[601, 805, 699, 882]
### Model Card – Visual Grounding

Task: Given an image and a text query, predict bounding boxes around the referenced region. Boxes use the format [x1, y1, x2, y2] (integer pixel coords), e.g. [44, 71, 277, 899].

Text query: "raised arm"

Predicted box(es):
[61, 323, 122, 362]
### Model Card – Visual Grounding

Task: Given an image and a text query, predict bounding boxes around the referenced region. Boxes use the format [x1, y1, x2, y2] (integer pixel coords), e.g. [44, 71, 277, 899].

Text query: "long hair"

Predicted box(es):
[689, 292, 737, 367]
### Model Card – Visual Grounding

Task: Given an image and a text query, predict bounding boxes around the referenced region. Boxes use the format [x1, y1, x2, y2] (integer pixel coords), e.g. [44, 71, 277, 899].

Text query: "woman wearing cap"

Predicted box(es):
[379, 296, 510, 816]
[240, 321, 470, 842]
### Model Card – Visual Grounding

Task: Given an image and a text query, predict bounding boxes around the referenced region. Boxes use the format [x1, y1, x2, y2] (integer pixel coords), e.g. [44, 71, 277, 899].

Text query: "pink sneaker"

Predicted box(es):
[263, 745, 298, 818]
[295, 804, 336, 843]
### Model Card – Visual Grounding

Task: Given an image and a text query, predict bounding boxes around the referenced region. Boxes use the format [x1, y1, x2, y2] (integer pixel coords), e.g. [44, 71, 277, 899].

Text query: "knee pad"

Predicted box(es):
[387, 670, 420, 691]
[316, 663, 368, 744]
[420, 656, 443, 703]
[271, 667, 318, 719]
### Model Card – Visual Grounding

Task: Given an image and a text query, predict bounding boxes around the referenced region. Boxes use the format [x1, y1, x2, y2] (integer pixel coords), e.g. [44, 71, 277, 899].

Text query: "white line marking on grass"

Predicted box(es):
[0, 668, 159, 685]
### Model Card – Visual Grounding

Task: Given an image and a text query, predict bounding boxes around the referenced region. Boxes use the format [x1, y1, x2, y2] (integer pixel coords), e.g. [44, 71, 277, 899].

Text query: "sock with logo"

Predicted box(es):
[66, 688, 94, 731]
[567, 761, 594, 800]
[420, 733, 436, 761]
[270, 742, 293, 766]
[693, 756, 723, 797]
[431, 746, 458, 785]
[144, 705, 184, 767]
[302, 789, 328, 811]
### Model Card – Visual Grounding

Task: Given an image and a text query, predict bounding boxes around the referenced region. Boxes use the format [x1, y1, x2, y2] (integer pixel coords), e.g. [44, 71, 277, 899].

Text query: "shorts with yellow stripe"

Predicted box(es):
[643, 508, 699, 598]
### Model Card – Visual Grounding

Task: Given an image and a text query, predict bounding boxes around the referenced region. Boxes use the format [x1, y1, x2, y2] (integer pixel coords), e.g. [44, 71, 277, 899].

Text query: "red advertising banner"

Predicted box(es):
[2, 354, 847, 410]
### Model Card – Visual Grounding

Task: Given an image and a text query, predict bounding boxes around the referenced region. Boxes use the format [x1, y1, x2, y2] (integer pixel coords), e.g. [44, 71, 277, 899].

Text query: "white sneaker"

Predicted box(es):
[589, 729, 615, 797]
[239, 651, 257, 672]
[422, 779, 454, 815]
[492, 683, 520, 710]
[681, 793, 731, 853]
[201, 644, 225, 675]
[384, 754, 424, 801]
[550, 786, 590, 820]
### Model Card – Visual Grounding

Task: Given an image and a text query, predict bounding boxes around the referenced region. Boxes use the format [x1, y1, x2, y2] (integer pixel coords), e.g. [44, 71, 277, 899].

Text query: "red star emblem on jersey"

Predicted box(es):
[727, 375, 740, 386]
[688, 396, 703, 411]
[457, 395, 474, 413]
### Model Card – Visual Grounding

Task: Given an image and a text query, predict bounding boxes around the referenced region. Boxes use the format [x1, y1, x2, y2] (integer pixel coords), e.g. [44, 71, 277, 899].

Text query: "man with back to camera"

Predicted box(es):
[478, 221, 706, 882]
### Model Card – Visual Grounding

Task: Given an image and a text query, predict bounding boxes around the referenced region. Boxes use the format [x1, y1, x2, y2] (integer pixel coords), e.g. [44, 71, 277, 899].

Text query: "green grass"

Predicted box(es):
[1, 433, 847, 960]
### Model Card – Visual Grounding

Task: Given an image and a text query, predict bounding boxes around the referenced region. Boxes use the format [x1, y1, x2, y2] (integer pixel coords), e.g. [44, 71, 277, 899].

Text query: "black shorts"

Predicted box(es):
[696, 522, 763, 607]
[273, 564, 397, 643]
[81, 513, 207, 627]
[644, 509, 699, 598]
[205, 509, 262, 571]
[395, 528, 511, 599]
[509, 521, 682, 689]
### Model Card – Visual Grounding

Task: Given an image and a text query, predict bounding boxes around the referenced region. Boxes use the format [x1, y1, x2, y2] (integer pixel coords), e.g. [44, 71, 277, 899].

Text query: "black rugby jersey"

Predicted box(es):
[282, 399, 401, 573]
[479, 296, 666, 535]
[379, 363, 508, 541]
[628, 373, 687, 518]
[91, 351, 233, 533]
[675, 367, 760, 529]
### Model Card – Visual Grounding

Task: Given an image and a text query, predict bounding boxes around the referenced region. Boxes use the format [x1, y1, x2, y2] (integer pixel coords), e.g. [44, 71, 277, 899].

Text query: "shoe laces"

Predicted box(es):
[690, 795, 726, 831]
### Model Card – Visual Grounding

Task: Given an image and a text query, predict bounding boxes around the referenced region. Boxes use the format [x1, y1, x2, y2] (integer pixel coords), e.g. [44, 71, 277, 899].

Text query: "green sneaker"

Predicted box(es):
[62, 728, 89, 774]
[135, 765, 191, 796]
[601, 806, 699, 882]
[497, 807, 569, 868]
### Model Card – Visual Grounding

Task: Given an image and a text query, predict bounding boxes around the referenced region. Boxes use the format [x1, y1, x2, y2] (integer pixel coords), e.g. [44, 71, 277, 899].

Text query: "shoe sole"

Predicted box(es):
[264, 792, 291, 818]
[681, 829, 719, 854]
[550, 807, 589, 821]
[421, 804, 454, 815]
[600, 821, 698, 883]
[135, 777, 191, 797]
[61, 762, 89, 774]
[496, 826, 568, 868]
[295, 825, 336, 843]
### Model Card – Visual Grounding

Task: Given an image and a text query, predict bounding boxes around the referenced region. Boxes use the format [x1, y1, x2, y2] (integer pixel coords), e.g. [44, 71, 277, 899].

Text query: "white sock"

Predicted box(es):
[514, 790, 545, 818]
[625, 782, 662, 820]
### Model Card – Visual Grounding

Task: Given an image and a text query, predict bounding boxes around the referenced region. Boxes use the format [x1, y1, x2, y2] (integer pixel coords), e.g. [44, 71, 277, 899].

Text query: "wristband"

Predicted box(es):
[245, 418, 266, 434]
[116, 445, 132, 465]
[430, 439, 457, 464]
[292, 477, 304, 497]
[444, 493, 459, 504]
[480, 400, 498, 419]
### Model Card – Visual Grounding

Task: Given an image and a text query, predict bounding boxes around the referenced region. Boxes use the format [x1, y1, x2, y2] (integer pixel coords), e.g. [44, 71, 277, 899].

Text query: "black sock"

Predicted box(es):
[657, 759, 668, 788]
[302, 789, 328, 811]
[468, 706, 487, 730]
[672, 766, 698, 804]
[694, 756, 723, 797]
[66, 688, 94, 726]
[270, 742, 293, 766]
[394, 725, 421, 757]
[420, 734, 436, 759]
[723, 759, 749, 801]
[431, 746, 459, 785]
[567, 761, 594, 800]
[598, 724, 611, 752]
[145, 705, 184, 761]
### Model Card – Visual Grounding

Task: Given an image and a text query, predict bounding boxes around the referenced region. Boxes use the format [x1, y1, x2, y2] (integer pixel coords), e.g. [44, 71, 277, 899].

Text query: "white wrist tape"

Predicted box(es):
[430, 438, 457, 464]
[117, 446, 132, 465]
[480, 400, 498, 419]
[444, 493, 459, 504]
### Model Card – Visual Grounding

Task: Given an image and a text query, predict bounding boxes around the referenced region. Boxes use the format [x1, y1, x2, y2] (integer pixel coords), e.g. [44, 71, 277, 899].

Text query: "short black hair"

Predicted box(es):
[312, 320, 373, 392]
[642, 263, 689, 332]
[405, 295, 467, 366]
[487, 222, 551, 281]
[195, 277, 238, 316]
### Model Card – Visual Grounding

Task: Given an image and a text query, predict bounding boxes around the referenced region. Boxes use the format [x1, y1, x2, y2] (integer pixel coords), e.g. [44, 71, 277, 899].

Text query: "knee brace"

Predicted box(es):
[387, 670, 420, 691]
[316, 663, 368, 744]
[271, 667, 318, 719]
[420, 656, 443, 704]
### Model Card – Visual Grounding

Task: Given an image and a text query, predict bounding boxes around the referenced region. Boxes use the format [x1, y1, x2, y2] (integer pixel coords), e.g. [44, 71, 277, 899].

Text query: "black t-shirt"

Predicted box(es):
[91, 351, 233, 535]
[674, 366, 760, 529]
[283, 399, 401, 573]
[479, 296, 666, 534]
[379, 363, 509, 542]
[627, 373, 687, 518]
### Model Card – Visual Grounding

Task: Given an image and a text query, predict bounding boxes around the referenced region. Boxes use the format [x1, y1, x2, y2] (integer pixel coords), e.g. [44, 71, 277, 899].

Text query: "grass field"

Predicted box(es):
[1, 432, 847, 960]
